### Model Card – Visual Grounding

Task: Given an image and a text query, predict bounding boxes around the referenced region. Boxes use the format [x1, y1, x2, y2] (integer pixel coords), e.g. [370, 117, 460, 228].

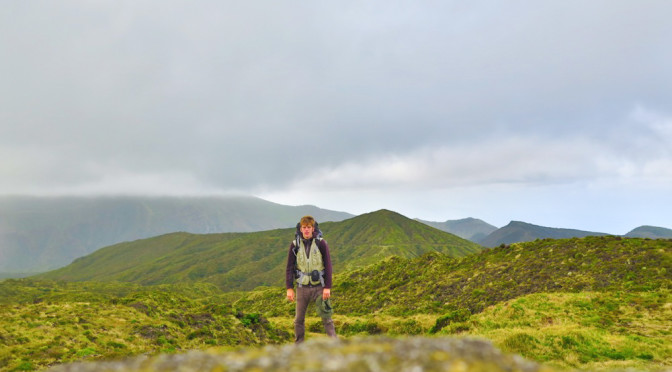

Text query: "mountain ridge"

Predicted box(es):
[416, 217, 497, 242]
[477, 220, 610, 247]
[0, 195, 353, 273]
[3, 195, 671, 276]
[417, 219, 672, 244]
[34, 209, 483, 290]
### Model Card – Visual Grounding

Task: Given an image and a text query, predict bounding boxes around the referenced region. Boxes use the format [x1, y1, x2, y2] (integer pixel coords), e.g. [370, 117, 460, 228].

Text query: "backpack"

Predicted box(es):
[292, 222, 323, 266]
[292, 221, 325, 286]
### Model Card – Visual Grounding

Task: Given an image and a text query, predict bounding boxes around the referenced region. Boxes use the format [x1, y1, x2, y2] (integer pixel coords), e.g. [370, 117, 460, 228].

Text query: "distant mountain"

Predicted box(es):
[625, 225, 672, 239]
[34, 209, 484, 291]
[416, 217, 497, 242]
[0, 195, 353, 274]
[478, 221, 608, 247]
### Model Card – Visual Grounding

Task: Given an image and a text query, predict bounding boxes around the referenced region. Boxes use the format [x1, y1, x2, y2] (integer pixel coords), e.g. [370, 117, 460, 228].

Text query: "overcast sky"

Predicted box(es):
[1, 1, 671, 234]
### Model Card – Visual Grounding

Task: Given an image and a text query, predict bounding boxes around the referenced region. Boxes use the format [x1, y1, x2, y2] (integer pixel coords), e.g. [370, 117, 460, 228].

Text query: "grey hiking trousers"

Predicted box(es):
[294, 285, 337, 344]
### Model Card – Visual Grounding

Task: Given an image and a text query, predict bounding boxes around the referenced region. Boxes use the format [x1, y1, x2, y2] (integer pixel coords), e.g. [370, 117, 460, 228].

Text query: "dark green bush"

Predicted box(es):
[429, 309, 471, 334]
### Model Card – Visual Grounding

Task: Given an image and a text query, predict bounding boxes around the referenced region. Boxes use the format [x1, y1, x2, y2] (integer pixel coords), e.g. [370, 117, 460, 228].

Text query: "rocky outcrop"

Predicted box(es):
[48, 336, 555, 372]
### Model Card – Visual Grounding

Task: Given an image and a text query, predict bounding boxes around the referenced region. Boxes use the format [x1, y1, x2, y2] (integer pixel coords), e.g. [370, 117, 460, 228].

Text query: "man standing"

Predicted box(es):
[286, 215, 337, 343]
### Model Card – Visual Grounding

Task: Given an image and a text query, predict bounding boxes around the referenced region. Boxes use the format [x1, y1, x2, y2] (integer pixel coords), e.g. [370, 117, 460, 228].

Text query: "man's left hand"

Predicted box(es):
[322, 288, 331, 300]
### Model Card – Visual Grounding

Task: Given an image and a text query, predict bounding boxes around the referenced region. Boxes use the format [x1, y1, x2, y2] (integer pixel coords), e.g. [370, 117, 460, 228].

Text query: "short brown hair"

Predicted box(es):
[300, 215, 315, 227]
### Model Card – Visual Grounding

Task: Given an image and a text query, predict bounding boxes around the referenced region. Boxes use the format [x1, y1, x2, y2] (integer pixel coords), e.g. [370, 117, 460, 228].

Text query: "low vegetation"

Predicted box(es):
[235, 236, 671, 316]
[439, 289, 672, 371]
[260, 288, 670, 371]
[1, 235, 670, 371]
[0, 281, 289, 371]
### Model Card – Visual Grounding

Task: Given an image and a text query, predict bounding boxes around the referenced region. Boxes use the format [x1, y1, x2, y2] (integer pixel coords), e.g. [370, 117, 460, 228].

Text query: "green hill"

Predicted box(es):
[335, 236, 671, 316]
[235, 236, 672, 317]
[34, 210, 483, 291]
[323, 209, 483, 271]
[479, 221, 609, 247]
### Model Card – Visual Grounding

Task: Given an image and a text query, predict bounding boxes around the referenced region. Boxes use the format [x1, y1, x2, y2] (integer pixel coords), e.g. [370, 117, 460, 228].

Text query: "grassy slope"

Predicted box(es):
[35, 210, 483, 291]
[338, 235, 671, 315]
[323, 209, 483, 271]
[235, 236, 671, 317]
[440, 290, 672, 371]
[2, 284, 669, 371]
[4, 235, 670, 371]
[231, 236, 672, 371]
[263, 289, 670, 371]
[0, 280, 290, 372]
[266, 289, 671, 371]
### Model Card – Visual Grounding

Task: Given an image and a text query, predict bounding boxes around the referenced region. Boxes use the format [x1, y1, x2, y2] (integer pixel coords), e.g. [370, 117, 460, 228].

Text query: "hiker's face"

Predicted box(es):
[300, 224, 314, 239]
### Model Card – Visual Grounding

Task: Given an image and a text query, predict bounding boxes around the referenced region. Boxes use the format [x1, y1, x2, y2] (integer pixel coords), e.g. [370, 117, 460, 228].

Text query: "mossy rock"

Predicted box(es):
[47, 336, 555, 371]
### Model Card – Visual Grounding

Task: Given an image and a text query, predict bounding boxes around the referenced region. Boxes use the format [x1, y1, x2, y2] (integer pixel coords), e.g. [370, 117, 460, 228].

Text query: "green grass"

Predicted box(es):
[262, 290, 671, 371]
[0, 281, 289, 371]
[230, 236, 672, 371]
[234, 236, 671, 317]
[436, 290, 672, 371]
[1, 285, 670, 371]
[1, 236, 670, 371]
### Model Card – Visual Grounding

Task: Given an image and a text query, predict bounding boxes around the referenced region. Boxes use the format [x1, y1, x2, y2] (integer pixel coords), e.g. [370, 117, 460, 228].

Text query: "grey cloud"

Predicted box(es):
[1, 1, 671, 196]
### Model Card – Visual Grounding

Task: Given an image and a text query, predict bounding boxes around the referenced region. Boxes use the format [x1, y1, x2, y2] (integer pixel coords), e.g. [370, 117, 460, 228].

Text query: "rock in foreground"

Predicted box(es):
[48, 336, 555, 372]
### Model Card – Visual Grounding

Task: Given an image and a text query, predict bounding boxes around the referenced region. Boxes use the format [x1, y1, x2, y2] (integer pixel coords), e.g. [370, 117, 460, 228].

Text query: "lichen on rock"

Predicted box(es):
[47, 336, 556, 372]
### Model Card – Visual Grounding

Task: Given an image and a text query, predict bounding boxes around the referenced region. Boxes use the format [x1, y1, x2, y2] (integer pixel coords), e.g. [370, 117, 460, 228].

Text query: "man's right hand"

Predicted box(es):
[286, 288, 295, 302]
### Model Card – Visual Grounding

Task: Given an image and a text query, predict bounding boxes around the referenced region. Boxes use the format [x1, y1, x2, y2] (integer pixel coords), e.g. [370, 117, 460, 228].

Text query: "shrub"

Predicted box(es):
[339, 320, 383, 335]
[106, 341, 127, 349]
[388, 319, 423, 335]
[239, 313, 261, 327]
[429, 309, 471, 334]
[12, 361, 34, 371]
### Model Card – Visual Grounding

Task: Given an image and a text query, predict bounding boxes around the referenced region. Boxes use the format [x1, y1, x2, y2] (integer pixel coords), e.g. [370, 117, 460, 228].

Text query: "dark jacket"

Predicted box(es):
[285, 238, 333, 289]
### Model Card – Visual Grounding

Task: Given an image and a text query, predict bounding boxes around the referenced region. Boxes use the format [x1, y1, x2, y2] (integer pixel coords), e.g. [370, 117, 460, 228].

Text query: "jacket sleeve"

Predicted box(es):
[286, 242, 296, 289]
[319, 239, 333, 289]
